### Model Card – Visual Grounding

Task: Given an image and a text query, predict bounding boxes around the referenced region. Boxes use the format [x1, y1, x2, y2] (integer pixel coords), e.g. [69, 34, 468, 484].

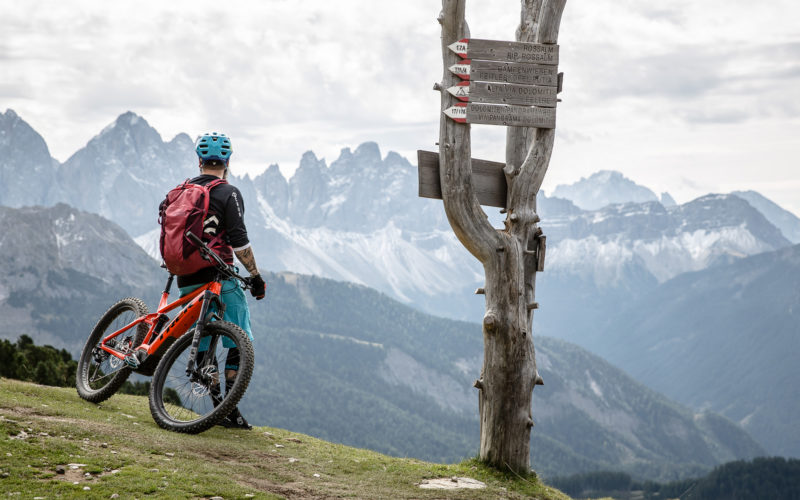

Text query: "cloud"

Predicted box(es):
[2, 0, 799, 216]
[0, 83, 33, 100]
[678, 108, 750, 125]
[69, 83, 170, 117]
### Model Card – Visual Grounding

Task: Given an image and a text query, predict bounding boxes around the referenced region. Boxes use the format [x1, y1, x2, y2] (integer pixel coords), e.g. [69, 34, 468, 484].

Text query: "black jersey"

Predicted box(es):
[176, 174, 250, 288]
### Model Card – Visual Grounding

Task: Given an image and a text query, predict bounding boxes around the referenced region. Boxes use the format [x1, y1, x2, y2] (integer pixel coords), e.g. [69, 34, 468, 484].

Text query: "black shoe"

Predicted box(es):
[220, 407, 252, 430]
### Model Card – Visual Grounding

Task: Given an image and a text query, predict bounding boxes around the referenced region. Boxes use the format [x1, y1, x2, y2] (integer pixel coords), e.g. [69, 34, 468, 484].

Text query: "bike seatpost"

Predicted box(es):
[163, 274, 174, 295]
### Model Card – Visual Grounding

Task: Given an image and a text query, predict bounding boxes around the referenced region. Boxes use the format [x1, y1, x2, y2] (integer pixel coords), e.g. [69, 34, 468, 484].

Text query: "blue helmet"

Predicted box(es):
[195, 132, 232, 163]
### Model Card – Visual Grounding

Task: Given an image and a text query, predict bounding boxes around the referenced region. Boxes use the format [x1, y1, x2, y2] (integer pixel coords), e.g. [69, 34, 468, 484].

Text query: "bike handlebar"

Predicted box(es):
[184, 231, 252, 289]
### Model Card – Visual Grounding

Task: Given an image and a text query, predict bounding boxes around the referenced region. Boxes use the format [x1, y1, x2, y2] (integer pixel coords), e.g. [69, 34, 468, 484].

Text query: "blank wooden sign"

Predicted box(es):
[417, 150, 508, 208]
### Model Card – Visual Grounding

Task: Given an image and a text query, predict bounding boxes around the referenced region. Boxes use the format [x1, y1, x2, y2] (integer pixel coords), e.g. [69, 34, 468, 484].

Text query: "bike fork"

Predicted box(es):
[186, 291, 215, 377]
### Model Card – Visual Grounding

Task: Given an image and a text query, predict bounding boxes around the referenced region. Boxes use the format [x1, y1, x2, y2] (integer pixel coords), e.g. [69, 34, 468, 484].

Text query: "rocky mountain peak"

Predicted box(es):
[90, 111, 164, 160]
[675, 194, 788, 248]
[353, 141, 381, 163]
[0, 109, 55, 207]
[48, 111, 195, 237]
[288, 151, 330, 226]
[251, 164, 289, 218]
[263, 163, 286, 182]
[660, 192, 677, 207]
[168, 132, 194, 149]
[329, 142, 382, 179]
[553, 170, 661, 210]
[732, 190, 800, 244]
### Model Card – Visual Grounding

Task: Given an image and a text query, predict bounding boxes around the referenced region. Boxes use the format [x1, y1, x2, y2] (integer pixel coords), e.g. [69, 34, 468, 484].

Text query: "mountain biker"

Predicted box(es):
[173, 132, 265, 430]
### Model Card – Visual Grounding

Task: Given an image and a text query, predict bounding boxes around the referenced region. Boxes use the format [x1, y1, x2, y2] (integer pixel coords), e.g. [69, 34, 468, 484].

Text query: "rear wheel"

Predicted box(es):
[76, 297, 148, 403]
[149, 321, 253, 434]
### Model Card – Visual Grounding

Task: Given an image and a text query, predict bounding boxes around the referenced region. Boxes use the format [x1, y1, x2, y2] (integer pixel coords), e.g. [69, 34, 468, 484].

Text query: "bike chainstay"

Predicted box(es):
[95, 334, 137, 367]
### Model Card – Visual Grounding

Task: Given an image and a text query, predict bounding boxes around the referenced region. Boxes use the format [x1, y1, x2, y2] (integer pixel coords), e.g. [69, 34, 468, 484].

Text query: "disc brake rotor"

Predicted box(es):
[190, 365, 219, 397]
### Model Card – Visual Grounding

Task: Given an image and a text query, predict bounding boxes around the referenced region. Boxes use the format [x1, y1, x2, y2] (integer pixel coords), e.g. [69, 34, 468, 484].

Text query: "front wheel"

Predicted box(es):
[148, 321, 254, 434]
[76, 297, 148, 403]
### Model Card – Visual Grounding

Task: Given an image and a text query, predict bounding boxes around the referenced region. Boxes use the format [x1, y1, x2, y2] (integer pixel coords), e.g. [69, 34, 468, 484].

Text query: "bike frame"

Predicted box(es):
[98, 275, 223, 362]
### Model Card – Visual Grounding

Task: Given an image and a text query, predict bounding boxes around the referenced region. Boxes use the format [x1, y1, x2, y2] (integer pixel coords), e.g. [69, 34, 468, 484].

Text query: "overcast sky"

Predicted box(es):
[3, 0, 799, 215]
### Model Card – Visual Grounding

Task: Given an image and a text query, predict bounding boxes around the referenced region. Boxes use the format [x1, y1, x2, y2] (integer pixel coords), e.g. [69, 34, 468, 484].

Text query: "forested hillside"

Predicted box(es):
[550, 457, 800, 500]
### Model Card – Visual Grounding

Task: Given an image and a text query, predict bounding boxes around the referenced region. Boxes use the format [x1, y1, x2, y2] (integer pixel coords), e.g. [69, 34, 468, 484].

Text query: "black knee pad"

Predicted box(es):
[225, 347, 240, 371]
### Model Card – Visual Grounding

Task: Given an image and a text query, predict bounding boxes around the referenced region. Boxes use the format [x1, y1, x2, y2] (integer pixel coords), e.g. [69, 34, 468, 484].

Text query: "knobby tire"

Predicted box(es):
[76, 297, 148, 403]
[148, 321, 254, 434]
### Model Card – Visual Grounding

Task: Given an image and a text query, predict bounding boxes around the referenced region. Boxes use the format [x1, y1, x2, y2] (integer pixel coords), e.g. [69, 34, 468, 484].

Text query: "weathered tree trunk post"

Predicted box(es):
[437, 0, 566, 474]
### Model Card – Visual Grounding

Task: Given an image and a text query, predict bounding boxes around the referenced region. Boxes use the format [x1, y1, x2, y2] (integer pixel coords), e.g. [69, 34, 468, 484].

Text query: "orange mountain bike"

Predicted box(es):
[76, 231, 254, 434]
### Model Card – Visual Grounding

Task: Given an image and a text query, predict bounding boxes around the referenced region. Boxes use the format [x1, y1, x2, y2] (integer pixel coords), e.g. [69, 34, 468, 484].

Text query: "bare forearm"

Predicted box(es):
[234, 246, 259, 276]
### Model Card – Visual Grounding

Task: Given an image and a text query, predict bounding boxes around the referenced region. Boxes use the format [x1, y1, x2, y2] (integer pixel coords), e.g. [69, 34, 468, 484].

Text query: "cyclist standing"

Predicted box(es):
[169, 132, 265, 429]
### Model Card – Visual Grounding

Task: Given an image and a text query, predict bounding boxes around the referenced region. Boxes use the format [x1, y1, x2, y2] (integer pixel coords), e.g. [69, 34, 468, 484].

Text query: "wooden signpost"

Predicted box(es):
[420, 0, 567, 473]
[442, 38, 561, 128]
[447, 81, 558, 107]
[417, 150, 507, 208]
[449, 59, 559, 87]
[448, 38, 559, 65]
[443, 102, 556, 128]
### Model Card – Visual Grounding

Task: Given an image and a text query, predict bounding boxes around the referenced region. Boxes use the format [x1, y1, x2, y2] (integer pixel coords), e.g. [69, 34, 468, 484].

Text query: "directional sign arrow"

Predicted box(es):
[448, 81, 557, 107]
[444, 102, 556, 128]
[448, 38, 558, 65]
[447, 39, 469, 58]
[443, 103, 468, 123]
[448, 60, 472, 80]
[446, 82, 470, 101]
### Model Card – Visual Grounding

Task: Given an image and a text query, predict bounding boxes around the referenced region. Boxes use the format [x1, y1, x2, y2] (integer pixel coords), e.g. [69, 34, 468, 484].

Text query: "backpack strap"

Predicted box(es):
[206, 178, 228, 190]
[198, 178, 230, 244]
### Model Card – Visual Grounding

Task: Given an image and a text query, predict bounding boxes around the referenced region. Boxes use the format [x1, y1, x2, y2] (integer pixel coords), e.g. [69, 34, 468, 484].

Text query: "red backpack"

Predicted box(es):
[158, 178, 230, 276]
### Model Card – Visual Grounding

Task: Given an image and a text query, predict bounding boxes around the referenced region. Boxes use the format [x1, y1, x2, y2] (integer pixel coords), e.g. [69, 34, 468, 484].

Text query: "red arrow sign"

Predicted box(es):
[447, 82, 471, 101]
[448, 60, 472, 80]
[443, 103, 468, 123]
[449, 59, 559, 87]
[448, 39, 469, 58]
[449, 81, 558, 107]
[444, 102, 556, 128]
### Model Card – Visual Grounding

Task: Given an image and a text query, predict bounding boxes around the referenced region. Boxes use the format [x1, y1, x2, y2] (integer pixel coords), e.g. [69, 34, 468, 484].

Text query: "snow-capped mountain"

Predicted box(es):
[551, 170, 660, 210]
[732, 190, 800, 244]
[1, 110, 795, 326]
[51, 112, 196, 237]
[0, 109, 196, 237]
[3, 109, 796, 455]
[0, 205, 766, 479]
[544, 195, 788, 284]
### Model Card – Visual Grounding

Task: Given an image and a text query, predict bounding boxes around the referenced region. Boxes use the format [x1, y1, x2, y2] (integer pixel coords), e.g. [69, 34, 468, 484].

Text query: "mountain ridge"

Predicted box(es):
[2, 109, 794, 325]
[1, 109, 795, 461]
[594, 243, 800, 457]
[0, 204, 765, 480]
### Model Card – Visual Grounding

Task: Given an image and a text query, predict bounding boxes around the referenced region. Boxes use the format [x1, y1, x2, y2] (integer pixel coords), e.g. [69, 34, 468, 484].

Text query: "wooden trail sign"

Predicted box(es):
[447, 81, 557, 107]
[443, 102, 556, 128]
[449, 59, 559, 87]
[448, 38, 559, 65]
[417, 150, 507, 208]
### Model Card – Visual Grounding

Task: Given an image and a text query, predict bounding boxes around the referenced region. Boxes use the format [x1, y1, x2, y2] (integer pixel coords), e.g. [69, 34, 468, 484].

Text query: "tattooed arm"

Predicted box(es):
[234, 246, 259, 276]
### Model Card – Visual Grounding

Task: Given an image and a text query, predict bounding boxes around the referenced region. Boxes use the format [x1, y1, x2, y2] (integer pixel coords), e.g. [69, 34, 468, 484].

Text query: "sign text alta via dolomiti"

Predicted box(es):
[447, 81, 557, 108]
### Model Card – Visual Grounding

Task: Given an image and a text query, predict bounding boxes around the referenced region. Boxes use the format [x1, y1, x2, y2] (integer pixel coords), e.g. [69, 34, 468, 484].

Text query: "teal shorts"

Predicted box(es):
[179, 278, 254, 352]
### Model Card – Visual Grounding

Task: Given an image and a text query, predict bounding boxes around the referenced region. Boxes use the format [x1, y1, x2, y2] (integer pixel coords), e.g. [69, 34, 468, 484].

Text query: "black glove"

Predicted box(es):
[249, 274, 266, 300]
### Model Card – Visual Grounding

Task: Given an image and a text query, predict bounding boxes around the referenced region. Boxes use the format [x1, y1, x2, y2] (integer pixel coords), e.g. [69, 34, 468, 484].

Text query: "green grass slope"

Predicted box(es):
[0, 378, 568, 500]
